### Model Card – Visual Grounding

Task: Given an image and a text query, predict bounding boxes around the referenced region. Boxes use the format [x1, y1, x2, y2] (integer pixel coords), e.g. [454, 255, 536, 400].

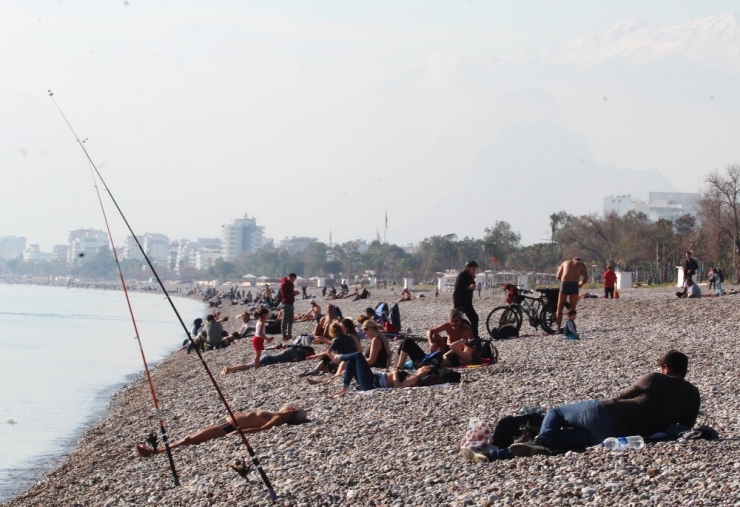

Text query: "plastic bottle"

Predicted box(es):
[600, 436, 644, 450]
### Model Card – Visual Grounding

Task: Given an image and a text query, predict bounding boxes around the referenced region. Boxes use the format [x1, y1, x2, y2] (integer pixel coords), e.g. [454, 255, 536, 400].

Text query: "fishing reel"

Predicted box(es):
[232, 459, 252, 479]
[145, 431, 159, 451]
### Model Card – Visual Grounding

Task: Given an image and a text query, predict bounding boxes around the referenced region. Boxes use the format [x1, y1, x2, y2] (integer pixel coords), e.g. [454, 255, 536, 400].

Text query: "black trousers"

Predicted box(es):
[460, 303, 479, 338]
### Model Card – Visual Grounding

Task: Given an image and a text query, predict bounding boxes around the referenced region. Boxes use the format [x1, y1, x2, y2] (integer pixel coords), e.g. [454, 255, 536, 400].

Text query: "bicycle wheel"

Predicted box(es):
[539, 306, 557, 334]
[486, 306, 522, 339]
[528, 299, 543, 328]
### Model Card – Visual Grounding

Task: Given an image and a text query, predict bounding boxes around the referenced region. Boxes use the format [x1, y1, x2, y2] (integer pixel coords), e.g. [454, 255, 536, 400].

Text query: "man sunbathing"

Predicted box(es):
[135, 406, 308, 457]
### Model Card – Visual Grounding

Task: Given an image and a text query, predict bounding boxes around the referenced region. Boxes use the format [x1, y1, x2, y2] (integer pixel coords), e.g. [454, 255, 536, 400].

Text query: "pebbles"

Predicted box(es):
[4, 287, 740, 506]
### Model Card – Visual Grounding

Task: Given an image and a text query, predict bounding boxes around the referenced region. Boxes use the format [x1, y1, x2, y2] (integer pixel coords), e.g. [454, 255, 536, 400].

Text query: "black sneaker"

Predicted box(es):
[509, 437, 551, 457]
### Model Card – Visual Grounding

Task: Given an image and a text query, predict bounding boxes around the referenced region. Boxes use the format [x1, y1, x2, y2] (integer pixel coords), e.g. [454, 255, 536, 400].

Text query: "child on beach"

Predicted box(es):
[563, 309, 579, 340]
[252, 307, 273, 369]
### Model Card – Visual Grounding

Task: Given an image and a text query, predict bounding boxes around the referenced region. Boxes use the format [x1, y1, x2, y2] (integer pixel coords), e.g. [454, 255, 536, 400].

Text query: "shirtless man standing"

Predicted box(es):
[555, 257, 589, 332]
[427, 309, 474, 353]
[136, 406, 307, 457]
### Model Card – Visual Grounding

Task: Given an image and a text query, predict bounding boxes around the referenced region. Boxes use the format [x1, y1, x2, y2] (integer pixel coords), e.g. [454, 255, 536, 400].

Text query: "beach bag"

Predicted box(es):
[389, 303, 401, 333]
[460, 417, 493, 451]
[265, 320, 281, 335]
[480, 340, 499, 363]
[491, 325, 518, 340]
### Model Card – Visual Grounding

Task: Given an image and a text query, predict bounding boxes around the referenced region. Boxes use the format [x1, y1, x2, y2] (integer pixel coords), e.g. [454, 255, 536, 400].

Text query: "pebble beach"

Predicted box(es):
[4, 286, 740, 507]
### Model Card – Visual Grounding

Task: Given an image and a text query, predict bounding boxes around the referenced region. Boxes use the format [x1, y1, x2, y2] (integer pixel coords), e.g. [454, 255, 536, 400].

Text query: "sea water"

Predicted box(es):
[0, 283, 205, 502]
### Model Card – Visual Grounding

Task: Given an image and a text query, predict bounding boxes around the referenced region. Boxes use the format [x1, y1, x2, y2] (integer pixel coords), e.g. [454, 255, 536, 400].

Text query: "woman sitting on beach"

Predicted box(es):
[328, 349, 435, 395]
[341, 318, 364, 353]
[235, 312, 254, 337]
[397, 288, 412, 302]
[300, 321, 362, 379]
[136, 406, 308, 457]
[360, 319, 391, 368]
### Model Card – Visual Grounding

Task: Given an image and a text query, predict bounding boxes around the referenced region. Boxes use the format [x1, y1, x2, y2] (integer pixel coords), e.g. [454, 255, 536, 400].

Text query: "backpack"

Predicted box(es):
[389, 303, 401, 333]
[491, 325, 518, 340]
[480, 340, 499, 363]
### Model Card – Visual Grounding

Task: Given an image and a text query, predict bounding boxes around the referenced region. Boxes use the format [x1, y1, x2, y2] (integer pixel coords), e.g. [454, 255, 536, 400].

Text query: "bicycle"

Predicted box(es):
[485, 285, 561, 338]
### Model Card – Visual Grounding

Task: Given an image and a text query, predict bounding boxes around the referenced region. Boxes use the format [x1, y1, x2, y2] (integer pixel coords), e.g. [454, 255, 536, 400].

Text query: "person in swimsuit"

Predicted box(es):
[427, 309, 474, 353]
[251, 307, 273, 369]
[555, 257, 589, 333]
[360, 319, 391, 368]
[135, 406, 308, 457]
[327, 349, 436, 395]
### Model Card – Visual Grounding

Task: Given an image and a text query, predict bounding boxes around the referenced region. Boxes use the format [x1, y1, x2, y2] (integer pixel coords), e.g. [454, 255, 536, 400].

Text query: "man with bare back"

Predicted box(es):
[136, 406, 308, 457]
[555, 257, 589, 333]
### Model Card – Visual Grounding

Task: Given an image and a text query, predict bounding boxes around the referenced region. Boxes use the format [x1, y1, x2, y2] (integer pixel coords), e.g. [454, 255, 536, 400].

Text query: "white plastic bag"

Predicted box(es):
[460, 417, 493, 451]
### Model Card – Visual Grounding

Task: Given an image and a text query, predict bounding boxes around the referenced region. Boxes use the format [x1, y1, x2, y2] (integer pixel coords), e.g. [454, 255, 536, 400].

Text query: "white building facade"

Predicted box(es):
[0, 236, 26, 260]
[67, 229, 110, 264]
[221, 215, 265, 261]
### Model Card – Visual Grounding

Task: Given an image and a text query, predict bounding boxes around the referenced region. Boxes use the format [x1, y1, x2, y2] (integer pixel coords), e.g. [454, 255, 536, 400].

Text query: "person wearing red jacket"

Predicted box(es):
[603, 265, 617, 299]
[279, 273, 300, 340]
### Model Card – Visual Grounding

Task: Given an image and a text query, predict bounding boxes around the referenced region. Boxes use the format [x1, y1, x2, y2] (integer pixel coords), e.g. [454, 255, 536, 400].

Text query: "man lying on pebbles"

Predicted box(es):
[463, 350, 701, 462]
[136, 406, 308, 457]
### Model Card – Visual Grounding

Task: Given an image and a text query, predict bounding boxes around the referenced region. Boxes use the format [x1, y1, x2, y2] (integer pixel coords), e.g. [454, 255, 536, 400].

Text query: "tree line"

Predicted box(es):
[4, 165, 739, 284]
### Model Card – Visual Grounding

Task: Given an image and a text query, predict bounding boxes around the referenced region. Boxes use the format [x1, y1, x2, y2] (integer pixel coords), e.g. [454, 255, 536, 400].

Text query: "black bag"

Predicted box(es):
[265, 320, 281, 335]
[480, 340, 499, 363]
[492, 325, 518, 340]
[390, 303, 401, 332]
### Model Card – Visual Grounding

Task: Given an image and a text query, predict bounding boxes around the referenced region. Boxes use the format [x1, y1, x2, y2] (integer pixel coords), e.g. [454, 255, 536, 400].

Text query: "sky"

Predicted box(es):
[2, 0, 739, 250]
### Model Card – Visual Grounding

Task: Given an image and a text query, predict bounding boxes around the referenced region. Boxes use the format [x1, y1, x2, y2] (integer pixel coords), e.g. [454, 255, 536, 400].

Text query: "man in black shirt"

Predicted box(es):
[510, 350, 700, 455]
[453, 260, 479, 338]
[683, 251, 699, 281]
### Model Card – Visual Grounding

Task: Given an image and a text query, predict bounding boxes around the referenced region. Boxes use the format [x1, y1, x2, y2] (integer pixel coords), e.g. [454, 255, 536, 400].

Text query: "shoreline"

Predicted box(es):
[0, 284, 206, 505]
[4, 286, 740, 506]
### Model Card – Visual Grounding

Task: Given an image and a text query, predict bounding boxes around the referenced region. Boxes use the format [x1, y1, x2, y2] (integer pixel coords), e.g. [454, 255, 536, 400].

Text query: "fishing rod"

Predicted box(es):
[48, 90, 279, 502]
[81, 154, 180, 486]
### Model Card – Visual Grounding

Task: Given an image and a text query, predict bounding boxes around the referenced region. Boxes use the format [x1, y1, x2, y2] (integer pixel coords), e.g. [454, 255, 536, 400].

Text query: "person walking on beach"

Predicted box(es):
[454, 260, 479, 338]
[683, 251, 699, 281]
[252, 307, 274, 369]
[279, 273, 300, 341]
[602, 265, 617, 299]
[506, 350, 700, 456]
[555, 257, 589, 333]
[136, 406, 308, 457]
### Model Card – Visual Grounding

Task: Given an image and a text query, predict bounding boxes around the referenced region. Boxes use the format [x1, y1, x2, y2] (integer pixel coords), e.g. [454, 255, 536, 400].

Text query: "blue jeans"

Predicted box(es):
[340, 352, 376, 391]
[539, 400, 615, 450]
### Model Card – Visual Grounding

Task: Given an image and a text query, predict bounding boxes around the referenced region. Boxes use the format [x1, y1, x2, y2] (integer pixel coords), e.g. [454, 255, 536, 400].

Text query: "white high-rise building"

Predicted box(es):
[67, 229, 109, 264]
[143, 233, 170, 264]
[221, 215, 265, 261]
[0, 236, 26, 260]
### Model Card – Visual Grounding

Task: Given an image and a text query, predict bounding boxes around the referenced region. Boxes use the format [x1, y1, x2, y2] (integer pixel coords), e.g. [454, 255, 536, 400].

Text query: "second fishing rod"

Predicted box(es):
[49, 91, 279, 503]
